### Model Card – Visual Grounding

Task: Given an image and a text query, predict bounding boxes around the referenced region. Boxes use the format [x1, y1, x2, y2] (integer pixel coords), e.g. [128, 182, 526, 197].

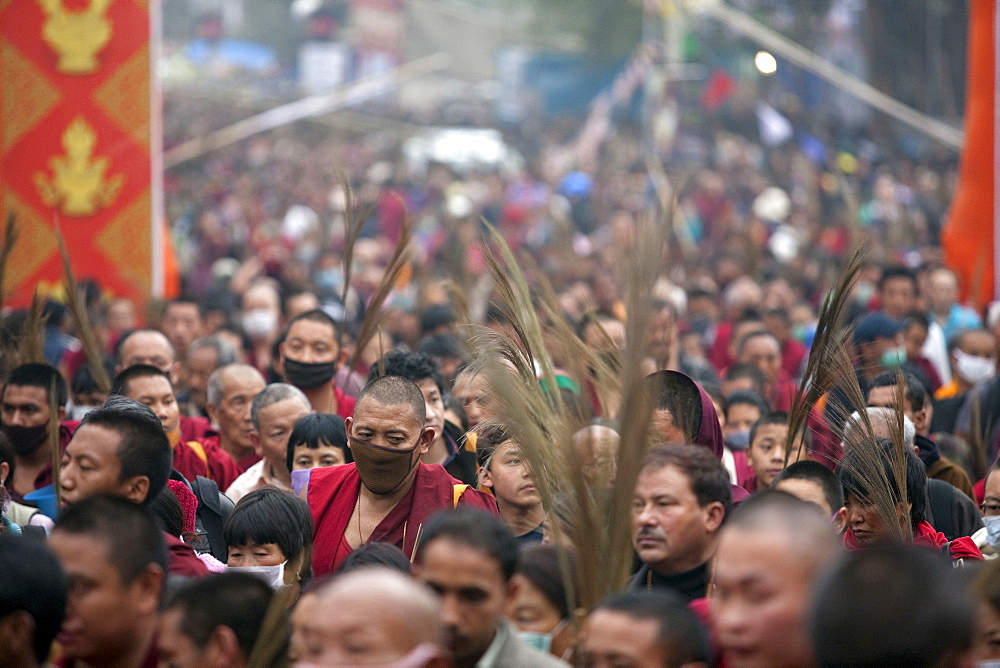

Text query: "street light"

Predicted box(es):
[755, 50, 777, 75]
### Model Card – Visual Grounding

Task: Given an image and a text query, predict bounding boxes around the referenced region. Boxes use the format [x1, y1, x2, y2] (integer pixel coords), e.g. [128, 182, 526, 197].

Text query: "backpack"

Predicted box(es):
[189, 475, 234, 562]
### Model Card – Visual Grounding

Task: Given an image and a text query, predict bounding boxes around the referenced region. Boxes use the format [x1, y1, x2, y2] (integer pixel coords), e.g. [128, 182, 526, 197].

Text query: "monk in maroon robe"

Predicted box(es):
[302, 375, 498, 577]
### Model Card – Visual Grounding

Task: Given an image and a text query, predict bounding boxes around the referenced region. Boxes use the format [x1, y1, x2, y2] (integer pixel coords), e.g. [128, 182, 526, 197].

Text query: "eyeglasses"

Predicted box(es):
[981, 503, 1000, 515]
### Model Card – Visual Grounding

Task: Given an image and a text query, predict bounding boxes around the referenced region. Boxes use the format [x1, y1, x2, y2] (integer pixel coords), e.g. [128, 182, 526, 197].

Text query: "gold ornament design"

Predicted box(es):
[1, 43, 62, 151]
[35, 116, 124, 217]
[93, 44, 149, 149]
[95, 188, 151, 293]
[1, 189, 58, 292]
[38, 0, 112, 75]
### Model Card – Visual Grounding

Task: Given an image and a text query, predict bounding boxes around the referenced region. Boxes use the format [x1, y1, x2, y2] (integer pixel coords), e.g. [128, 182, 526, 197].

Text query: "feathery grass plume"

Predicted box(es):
[21, 288, 48, 364]
[247, 584, 295, 668]
[344, 193, 412, 372]
[337, 174, 368, 312]
[48, 376, 61, 509]
[784, 247, 866, 465]
[0, 211, 19, 311]
[55, 225, 110, 394]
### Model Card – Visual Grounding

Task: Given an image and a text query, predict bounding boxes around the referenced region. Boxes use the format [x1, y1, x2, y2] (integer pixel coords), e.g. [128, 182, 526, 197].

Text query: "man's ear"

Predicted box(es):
[169, 362, 181, 387]
[207, 625, 245, 668]
[418, 426, 435, 455]
[912, 406, 930, 434]
[131, 564, 165, 616]
[478, 465, 493, 489]
[121, 475, 151, 506]
[704, 501, 725, 533]
[833, 507, 847, 533]
[57, 405, 66, 421]
[250, 431, 263, 457]
[206, 402, 218, 424]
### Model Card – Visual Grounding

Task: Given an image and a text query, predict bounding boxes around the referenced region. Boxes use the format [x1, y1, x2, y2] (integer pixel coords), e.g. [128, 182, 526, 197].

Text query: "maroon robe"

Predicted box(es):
[308, 462, 499, 577]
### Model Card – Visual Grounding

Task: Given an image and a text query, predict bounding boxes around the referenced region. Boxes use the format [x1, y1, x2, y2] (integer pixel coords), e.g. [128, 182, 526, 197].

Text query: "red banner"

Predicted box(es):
[0, 0, 162, 308]
[943, 0, 996, 309]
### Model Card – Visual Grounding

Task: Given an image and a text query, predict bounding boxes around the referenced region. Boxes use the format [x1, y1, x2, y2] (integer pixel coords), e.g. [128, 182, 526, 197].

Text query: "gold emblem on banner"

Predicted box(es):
[35, 117, 124, 217]
[38, 0, 112, 75]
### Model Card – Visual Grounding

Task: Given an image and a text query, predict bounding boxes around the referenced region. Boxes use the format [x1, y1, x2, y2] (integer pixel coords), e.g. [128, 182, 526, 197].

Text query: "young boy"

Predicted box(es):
[742, 411, 801, 493]
[477, 426, 545, 543]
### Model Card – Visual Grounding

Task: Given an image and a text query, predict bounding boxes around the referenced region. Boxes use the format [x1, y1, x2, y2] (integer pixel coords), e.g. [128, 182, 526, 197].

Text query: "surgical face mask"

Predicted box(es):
[725, 430, 750, 452]
[229, 561, 286, 588]
[241, 308, 279, 339]
[293, 642, 442, 668]
[284, 358, 337, 389]
[70, 405, 96, 421]
[982, 515, 1000, 549]
[1, 424, 49, 457]
[314, 269, 343, 293]
[880, 346, 906, 369]
[350, 436, 420, 495]
[518, 619, 569, 656]
[955, 349, 997, 385]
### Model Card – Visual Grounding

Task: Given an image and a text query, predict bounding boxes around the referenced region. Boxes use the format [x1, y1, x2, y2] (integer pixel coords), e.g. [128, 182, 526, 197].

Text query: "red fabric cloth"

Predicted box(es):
[807, 407, 841, 471]
[768, 371, 797, 412]
[171, 436, 241, 490]
[178, 415, 213, 442]
[975, 477, 986, 506]
[308, 462, 499, 577]
[164, 532, 210, 576]
[780, 338, 807, 380]
[333, 386, 356, 419]
[842, 520, 983, 562]
[197, 434, 260, 474]
[708, 322, 735, 372]
[738, 471, 759, 494]
[731, 449, 755, 485]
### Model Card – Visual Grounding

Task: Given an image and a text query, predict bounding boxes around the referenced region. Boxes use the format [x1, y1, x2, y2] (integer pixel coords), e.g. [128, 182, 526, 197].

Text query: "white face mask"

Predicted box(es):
[241, 308, 279, 339]
[983, 515, 1000, 549]
[70, 405, 96, 421]
[517, 619, 569, 656]
[228, 561, 285, 588]
[954, 349, 997, 385]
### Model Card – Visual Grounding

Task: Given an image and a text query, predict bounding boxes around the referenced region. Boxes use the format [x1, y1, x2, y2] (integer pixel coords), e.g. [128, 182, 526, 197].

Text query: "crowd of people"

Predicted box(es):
[2, 20, 998, 664]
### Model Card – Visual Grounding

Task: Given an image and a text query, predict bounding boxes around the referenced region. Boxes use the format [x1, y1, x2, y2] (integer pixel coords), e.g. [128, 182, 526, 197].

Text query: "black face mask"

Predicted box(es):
[283, 358, 337, 390]
[1, 423, 49, 457]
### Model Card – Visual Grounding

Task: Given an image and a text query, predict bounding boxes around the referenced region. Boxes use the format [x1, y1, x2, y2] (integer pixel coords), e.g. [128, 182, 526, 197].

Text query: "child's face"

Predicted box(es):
[291, 443, 347, 471]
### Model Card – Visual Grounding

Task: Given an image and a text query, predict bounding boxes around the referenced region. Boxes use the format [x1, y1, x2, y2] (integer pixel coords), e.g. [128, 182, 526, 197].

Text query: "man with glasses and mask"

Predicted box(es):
[301, 375, 497, 577]
[974, 459, 1000, 558]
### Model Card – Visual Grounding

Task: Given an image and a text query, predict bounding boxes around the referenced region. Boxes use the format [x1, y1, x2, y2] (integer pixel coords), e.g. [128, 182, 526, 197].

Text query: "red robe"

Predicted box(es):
[171, 436, 241, 490]
[843, 520, 983, 562]
[308, 462, 499, 577]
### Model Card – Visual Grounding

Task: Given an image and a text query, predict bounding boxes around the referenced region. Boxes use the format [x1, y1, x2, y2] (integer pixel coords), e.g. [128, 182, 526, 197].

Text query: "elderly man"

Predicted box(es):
[713, 491, 840, 666]
[290, 567, 448, 666]
[630, 444, 731, 602]
[205, 364, 266, 471]
[302, 375, 497, 577]
[225, 383, 312, 503]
